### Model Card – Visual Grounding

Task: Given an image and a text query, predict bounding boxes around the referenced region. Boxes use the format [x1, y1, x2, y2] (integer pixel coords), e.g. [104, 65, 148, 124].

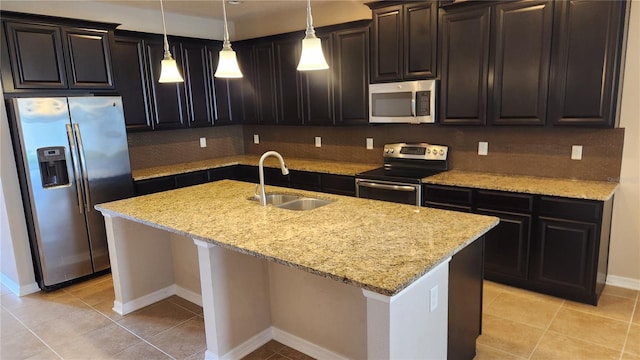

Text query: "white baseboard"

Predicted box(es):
[219, 328, 272, 360]
[272, 327, 349, 360]
[174, 285, 202, 307]
[606, 275, 640, 291]
[113, 285, 175, 315]
[0, 272, 39, 296]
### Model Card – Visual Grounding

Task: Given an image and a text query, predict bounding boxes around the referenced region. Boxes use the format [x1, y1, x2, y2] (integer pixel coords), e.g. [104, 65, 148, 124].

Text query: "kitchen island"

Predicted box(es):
[96, 180, 498, 359]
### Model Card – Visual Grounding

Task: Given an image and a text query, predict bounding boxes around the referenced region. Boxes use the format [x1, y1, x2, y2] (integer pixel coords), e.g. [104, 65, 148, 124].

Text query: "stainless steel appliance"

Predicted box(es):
[9, 97, 133, 290]
[356, 143, 448, 205]
[369, 80, 436, 124]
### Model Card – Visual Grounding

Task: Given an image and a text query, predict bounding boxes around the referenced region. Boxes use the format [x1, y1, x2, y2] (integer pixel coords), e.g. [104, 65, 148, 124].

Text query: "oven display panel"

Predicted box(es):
[399, 146, 427, 155]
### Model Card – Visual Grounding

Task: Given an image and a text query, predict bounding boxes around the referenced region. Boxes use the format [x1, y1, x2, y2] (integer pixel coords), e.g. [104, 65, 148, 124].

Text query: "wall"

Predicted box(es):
[127, 126, 245, 169]
[608, 0, 640, 288]
[243, 125, 624, 182]
[0, 88, 38, 295]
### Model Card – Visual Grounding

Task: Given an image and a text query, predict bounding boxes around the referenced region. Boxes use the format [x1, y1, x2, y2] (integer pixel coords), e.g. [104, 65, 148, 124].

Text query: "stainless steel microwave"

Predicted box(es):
[369, 80, 436, 124]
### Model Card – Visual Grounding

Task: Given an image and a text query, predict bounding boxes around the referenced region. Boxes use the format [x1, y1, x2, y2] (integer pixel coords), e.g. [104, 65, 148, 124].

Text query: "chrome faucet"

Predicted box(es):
[257, 151, 289, 206]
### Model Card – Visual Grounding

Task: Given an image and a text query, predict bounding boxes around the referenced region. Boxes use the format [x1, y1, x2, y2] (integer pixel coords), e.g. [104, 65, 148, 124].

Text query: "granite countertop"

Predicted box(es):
[422, 170, 618, 201]
[96, 180, 499, 296]
[132, 155, 378, 181]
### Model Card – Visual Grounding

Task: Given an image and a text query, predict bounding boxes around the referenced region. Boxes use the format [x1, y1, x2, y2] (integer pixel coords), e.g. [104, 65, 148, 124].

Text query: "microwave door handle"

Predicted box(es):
[411, 94, 416, 117]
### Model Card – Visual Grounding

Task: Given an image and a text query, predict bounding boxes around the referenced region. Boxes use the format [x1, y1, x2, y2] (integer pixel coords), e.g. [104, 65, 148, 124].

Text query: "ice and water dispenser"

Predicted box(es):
[37, 146, 69, 188]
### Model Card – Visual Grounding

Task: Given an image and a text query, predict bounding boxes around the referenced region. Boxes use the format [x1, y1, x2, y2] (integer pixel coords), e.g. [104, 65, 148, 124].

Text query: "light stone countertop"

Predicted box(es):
[132, 156, 378, 181]
[96, 180, 499, 296]
[422, 170, 618, 201]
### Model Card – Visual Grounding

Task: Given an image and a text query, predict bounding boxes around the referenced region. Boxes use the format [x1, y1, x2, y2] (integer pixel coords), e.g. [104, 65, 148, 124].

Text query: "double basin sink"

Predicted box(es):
[250, 193, 334, 211]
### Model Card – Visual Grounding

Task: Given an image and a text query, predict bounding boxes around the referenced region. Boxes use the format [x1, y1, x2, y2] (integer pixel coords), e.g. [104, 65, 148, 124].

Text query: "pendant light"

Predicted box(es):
[214, 0, 243, 78]
[297, 0, 329, 71]
[158, 0, 184, 83]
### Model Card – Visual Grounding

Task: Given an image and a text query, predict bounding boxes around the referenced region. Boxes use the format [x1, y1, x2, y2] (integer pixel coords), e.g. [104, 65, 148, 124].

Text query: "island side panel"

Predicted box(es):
[103, 214, 176, 314]
[362, 259, 450, 359]
[193, 240, 272, 359]
[268, 262, 368, 360]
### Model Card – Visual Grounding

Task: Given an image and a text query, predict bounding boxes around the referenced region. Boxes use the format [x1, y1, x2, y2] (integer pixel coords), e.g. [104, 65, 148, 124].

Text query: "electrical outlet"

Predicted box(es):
[366, 138, 374, 150]
[253, 134, 260, 144]
[571, 145, 583, 160]
[430, 285, 438, 312]
[315, 136, 322, 148]
[199, 137, 207, 148]
[478, 141, 488, 156]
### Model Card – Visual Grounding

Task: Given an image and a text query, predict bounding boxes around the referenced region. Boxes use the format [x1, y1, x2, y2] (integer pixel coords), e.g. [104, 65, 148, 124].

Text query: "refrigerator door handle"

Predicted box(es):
[66, 124, 84, 214]
[73, 123, 92, 210]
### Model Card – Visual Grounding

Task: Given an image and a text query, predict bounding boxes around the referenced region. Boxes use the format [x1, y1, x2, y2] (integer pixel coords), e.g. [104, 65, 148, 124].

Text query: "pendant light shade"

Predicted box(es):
[158, 0, 184, 83]
[215, 0, 243, 78]
[297, 0, 329, 71]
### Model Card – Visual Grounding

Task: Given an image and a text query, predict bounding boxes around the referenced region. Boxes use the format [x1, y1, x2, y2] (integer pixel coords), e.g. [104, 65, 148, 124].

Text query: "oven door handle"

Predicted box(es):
[357, 181, 417, 192]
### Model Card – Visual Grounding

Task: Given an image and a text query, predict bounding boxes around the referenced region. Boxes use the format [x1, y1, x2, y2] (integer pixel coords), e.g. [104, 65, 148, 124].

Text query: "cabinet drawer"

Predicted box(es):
[134, 176, 175, 195]
[539, 197, 601, 222]
[322, 174, 355, 196]
[424, 202, 472, 213]
[290, 170, 322, 191]
[423, 185, 473, 206]
[208, 166, 236, 182]
[476, 190, 533, 213]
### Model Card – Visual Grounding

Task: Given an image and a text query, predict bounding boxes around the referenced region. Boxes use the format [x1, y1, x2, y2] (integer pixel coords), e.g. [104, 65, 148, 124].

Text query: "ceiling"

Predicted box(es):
[95, 0, 370, 21]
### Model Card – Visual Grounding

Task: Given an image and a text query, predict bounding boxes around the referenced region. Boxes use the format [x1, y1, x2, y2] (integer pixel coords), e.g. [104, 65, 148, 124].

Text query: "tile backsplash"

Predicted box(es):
[127, 124, 624, 182]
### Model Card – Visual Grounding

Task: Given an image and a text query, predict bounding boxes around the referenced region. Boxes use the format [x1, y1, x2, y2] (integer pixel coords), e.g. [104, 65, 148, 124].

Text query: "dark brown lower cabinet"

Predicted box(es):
[448, 236, 484, 360]
[423, 184, 613, 305]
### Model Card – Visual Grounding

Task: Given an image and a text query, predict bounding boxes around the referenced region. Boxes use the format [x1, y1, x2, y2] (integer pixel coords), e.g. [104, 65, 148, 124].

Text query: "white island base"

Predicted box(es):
[103, 214, 451, 360]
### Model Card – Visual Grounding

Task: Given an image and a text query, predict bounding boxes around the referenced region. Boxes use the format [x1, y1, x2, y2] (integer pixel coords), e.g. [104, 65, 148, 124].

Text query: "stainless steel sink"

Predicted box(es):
[249, 193, 334, 211]
[275, 198, 334, 211]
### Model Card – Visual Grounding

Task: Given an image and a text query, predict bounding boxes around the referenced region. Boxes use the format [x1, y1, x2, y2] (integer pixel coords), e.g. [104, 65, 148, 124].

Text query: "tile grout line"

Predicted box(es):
[2, 305, 65, 360]
[67, 290, 179, 360]
[526, 298, 565, 359]
[619, 294, 639, 360]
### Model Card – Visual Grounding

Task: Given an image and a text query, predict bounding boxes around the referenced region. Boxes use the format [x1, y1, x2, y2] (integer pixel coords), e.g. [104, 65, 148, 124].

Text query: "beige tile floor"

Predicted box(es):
[1, 274, 638, 359]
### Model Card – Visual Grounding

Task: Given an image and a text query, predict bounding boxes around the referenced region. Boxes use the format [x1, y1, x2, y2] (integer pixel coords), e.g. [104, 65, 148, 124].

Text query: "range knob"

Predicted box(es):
[439, 149, 445, 155]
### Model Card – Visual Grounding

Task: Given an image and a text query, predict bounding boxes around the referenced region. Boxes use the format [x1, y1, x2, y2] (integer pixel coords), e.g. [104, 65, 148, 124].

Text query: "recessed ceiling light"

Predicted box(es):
[228, 1, 242, 4]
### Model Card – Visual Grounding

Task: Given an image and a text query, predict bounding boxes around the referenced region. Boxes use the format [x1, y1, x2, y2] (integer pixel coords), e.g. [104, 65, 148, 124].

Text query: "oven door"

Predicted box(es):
[355, 178, 421, 206]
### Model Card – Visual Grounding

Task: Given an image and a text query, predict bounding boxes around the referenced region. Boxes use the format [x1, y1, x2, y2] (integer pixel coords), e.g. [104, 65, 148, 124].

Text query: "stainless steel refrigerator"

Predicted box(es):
[9, 96, 133, 290]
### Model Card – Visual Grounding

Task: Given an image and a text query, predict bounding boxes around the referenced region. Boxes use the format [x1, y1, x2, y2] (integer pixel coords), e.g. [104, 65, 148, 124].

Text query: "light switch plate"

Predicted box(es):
[366, 138, 374, 150]
[315, 136, 322, 148]
[478, 141, 489, 156]
[199, 137, 207, 148]
[571, 145, 583, 160]
[253, 134, 260, 144]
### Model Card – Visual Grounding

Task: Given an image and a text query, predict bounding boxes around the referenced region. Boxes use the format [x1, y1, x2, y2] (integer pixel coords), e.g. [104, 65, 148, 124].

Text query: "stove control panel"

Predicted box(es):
[383, 143, 448, 161]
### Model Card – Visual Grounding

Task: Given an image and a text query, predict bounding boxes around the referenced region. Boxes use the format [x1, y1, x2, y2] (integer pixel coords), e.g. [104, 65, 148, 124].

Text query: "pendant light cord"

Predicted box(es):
[160, 0, 171, 55]
[222, 0, 231, 49]
[305, 0, 316, 37]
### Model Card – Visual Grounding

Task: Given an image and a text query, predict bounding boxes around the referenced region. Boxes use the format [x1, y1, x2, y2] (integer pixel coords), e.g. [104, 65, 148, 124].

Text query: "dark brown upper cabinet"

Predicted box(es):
[208, 44, 235, 126]
[254, 42, 278, 125]
[1, 16, 115, 92]
[303, 33, 334, 126]
[547, 0, 627, 127]
[489, 0, 553, 126]
[439, 5, 490, 125]
[145, 40, 188, 130]
[275, 37, 304, 125]
[180, 41, 214, 128]
[370, 1, 437, 83]
[439, 1, 553, 126]
[333, 24, 370, 125]
[112, 36, 153, 131]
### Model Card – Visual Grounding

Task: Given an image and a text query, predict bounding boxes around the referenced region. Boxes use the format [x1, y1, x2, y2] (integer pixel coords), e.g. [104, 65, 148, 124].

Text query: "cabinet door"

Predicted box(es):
[230, 43, 258, 124]
[112, 36, 153, 131]
[535, 217, 597, 300]
[321, 174, 355, 196]
[303, 33, 334, 125]
[62, 27, 114, 89]
[181, 41, 214, 127]
[254, 43, 278, 124]
[404, 2, 438, 79]
[134, 176, 176, 195]
[275, 37, 303, 125]
[371, 5, 403, 82]
[3, 22, 67, 89]
[489, 0, 552, 126]
[209, 43, 234, 125]
[547, 0, 626, 127]
[478, 209, 531, 282]
[439, 6, 490, 125]
[146, 41, 188, 130]
[334, 26, 369, 125]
